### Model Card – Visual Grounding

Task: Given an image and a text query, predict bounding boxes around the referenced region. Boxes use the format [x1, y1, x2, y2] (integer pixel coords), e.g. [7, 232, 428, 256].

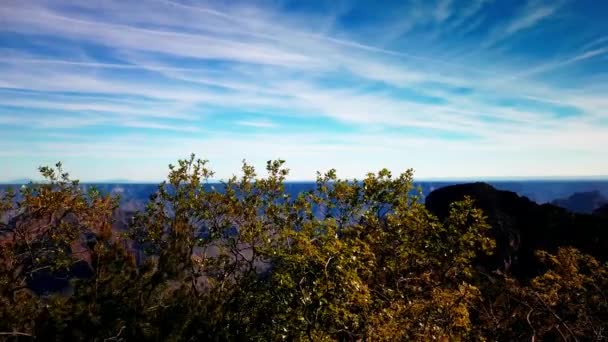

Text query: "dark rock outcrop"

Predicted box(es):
[594, 203, 608, 217]
[425, 183, 608, 279]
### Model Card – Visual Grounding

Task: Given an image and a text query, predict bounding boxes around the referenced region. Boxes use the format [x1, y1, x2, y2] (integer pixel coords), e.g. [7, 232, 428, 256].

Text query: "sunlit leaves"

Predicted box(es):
[1, 155, 605, 341]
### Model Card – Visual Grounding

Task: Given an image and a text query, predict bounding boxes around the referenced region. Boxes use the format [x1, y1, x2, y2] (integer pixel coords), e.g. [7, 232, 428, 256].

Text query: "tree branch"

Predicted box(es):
[0, 331, 33, 337]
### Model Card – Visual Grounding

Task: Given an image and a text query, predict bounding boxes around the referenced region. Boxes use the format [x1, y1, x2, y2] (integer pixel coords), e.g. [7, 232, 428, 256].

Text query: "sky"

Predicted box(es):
[0, 0, 607, 182]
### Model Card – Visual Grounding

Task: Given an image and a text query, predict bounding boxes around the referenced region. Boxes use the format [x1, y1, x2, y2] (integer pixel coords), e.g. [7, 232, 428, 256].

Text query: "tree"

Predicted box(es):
[0, 155, 605, 341]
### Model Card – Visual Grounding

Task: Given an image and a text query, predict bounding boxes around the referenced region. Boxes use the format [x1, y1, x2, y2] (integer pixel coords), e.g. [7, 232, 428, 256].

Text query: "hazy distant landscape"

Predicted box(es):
[4, 179, 608, 207]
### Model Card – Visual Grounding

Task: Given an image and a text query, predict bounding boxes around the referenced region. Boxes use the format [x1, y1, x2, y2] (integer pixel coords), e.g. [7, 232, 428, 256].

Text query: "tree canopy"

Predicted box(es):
[0, 156, 606, 341]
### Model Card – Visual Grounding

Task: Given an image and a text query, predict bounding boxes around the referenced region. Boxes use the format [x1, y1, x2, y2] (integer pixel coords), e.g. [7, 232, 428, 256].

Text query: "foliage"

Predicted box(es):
[0, 156, 606, 341]
[475, 247, 608, 341]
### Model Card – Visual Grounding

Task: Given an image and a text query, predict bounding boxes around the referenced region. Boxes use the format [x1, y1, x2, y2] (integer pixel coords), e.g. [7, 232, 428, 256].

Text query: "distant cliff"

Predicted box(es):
[551, 190, 607, 213]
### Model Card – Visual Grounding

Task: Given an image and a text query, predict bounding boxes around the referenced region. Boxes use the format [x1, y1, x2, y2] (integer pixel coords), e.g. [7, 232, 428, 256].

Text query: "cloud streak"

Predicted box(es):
[0, 0, 606, 180]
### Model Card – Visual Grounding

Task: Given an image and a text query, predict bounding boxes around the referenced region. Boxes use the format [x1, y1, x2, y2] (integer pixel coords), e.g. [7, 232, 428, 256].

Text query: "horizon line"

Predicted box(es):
[3, 175, 608, 185]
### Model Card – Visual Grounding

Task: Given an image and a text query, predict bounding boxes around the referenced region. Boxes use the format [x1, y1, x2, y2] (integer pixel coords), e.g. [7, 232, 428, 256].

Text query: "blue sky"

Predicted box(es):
[0, 0, 607, 181]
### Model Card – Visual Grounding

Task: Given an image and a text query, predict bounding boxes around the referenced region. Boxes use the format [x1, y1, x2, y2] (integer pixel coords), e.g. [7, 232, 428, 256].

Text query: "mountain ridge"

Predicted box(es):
[425, 182, 608, 278]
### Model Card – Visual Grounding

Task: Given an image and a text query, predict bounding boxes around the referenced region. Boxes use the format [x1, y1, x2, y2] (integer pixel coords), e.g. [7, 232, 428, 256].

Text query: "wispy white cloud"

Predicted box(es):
[0, 0, 606, 180]
[441, 0, 491, 34]
[484, 0, 564, 47]
[434, 0, 453, 22]
[504, 2, 560, 36]
[236, 120, 277, 128]
[2, 126, 606, 181]
[0, 2, 316, 67]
